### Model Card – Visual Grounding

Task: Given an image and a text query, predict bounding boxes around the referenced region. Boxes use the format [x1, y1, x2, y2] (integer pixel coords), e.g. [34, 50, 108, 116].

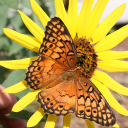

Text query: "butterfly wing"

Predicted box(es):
[38, 79, 76, 115]
[39, 17, 77, 69]
[25, 56, 65, 89]
[75, 77, 116, 126]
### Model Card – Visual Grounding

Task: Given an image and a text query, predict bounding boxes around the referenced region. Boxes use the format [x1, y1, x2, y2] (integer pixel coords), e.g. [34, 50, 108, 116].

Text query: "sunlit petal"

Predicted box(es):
[68, 0, 78, 39]
[113, 123, 119, 128]
[0, 56, 38, 69]
[3, 80, 29, 93]
[94, 25, 128, 52]
[81, 0, 109, 39]
[98, 60, 128, 72]
[77, 0, 94, 38]
[18, 10, 44, 43]
[91, 4, 126, 44]
[97, 50, 128, 60]
[54, 0, 71, 34]
[63, 114, 72, 128]
[44, 114, 58, 128]
[12, 89, 42, 112]
[94, 70, 128, 95]
[30, 0, 50, 28]
[85, 120, 95, 128]
[3, 28, 40, 52]
[91, 77, 128, 116]
[27, 107, 46, 127]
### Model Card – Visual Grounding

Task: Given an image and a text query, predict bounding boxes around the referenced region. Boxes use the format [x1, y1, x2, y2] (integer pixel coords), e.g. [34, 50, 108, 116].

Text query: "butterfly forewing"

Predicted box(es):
[25, 56, 65, 89]
[75, 77, 116, 126]
[39, 17, 77, 69]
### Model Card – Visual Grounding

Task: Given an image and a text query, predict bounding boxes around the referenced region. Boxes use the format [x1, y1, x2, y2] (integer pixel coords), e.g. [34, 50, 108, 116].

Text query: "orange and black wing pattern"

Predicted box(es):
[39, 17, 77, 69]
[75, 77, 116, 126]
[38, 79, 76, 115]
[25, 56, 64, 90]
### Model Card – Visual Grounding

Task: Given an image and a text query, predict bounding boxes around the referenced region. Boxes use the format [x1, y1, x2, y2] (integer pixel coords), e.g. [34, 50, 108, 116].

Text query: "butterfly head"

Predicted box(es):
[74, 37, 97, 79]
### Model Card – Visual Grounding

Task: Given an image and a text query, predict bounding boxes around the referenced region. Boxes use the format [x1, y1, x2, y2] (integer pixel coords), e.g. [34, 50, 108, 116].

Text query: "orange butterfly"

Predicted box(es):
[25, 17, 116, 126]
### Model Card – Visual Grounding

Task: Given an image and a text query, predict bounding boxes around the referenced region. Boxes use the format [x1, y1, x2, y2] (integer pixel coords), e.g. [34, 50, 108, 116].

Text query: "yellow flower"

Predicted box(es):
[1, 0, 128, 127]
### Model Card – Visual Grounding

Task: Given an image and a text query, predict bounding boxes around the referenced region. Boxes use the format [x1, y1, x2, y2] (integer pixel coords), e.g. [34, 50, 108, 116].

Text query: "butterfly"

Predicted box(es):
[25, 17, 116, 126]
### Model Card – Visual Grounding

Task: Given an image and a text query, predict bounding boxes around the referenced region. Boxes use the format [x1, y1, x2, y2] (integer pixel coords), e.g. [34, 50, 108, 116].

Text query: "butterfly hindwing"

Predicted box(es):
[38, 79, 76, 115]
[75, 77, 116, 126]
[25, 56, 64, 89]
[39, 17, 77, 69]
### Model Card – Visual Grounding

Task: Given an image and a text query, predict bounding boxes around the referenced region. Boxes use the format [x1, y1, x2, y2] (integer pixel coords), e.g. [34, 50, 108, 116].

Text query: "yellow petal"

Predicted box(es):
[18, 10, 44, 43]
[68, 0, 78, 39]
[81, 0, 109, 39]
[91, 4, 126, 44]
[63, 114, 72, 128]
[12, 89, 42, 112]
[94, 70, 128, 95]
[98, 60, 128, 72]
[30, 0, 50, 28]
[44, 114, 58, 128]
[85, 120, 95, 128]
[113, 123, 119, 128]
[0, 56, 38, 69]
[3, 28, 40, 52]
[94, 25, 128, 52]
[54, 0, 70, 34]
[27, 107, 46, 127]
[91, 77, 128, 116]
[97, 50, 128, 60]
[77, 0, 94, 38]
[2, 80, 29, 93]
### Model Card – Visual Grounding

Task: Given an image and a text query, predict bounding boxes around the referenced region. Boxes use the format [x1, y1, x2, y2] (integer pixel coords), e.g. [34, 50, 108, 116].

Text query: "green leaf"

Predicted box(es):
[0, 0, 20, 9]
[32, 12, 44, 30]
[6, 110, 48, 122]
[8, 41, 24, 56]
[6, 110, 32, 120]
[11, 14, 23, 33]
[43, 0, 56, 17]
[0, 36, 10, 49]
[2, 69, 26, 87]
[0, 4, 8, 36]
[2, 69, 30, 99]
[22, 0, 31, 9]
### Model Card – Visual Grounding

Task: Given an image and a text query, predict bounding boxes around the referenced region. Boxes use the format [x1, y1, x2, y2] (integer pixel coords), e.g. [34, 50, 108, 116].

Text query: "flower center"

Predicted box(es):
[73, 37, 97, 79]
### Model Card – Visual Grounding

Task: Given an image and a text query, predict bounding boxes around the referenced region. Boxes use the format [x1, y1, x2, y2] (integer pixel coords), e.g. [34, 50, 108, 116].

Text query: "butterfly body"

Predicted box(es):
[25, 17, 116, 126]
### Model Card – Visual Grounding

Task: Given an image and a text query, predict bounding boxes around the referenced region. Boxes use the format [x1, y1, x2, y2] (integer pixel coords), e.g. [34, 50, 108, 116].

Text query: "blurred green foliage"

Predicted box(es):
[0, 0, 55, 127]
